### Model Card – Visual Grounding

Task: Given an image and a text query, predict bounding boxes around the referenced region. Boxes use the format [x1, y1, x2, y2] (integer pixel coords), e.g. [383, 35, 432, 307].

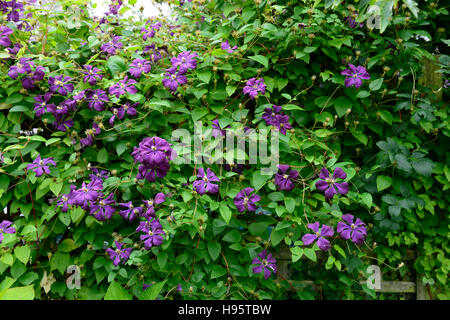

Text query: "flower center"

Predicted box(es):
[315, 231, 321, 237]
[148, 230, 154, 236]
[283, 174, 289, 179]
[351, 223, 355, 229]
[55, 80, 63, 86]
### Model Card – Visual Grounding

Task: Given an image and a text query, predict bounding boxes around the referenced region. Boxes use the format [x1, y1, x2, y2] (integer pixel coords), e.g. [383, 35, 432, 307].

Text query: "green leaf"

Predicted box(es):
[270, 229, 285, 246]
[140, 280, 166, 300]
[207, 242, 221, 261]
[14, 246, 31, 265]
[9, 105, 29, 113]
[369, 78, 383, 91]
[106, 56, 127, 75]
[356, 91, 370, 99]
[197, 71, 212, 83]
[50, 251, 70, 275]
[219, 202, 232, 224]
[50, 180, 63, 196]
[284, 197, 296, 213]
[191, 108, 208, 121]
[283, 104, 303, 111]
[211, 265, 227, 279]
[351, 130, 368, 145]
[360, 193, 373, 208]
[0, 285, 35, 300]
[249, 222, 270, 236]
[248, 55, 269, 68]
[334, 244, 346, 258]
[58, 239, 77, 252]
[226, 85, 236, 96]
[376, 175, 392, 192]
[104, 280, 132, 300]
[97, 148, 109, 164]
[252, 171, 271, 191]
[304, 248, 317, 262]
[412, 158, 435, 177]
[223, 230, 241, 242]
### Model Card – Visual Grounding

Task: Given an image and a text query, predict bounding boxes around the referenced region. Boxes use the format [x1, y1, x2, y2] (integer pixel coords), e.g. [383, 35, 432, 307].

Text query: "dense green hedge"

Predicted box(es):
[0, 0, 448, 300]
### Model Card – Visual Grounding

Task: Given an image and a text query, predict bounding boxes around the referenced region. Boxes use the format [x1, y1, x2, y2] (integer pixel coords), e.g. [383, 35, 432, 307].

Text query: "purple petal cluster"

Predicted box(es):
[136, 219, 165, 250]
[142, 193, 166, 219]
[337, 214, 367, 246]
[48, 75, 74, 96]
[109, 102, 138, 126]
[109, 76, 137, 98]
[162, 51, 198, 92]
[234, 187, 260, 213]
[274, 165, 298, 191]
[86, 89, 109, 111]
[315, 167, 349, 200]
[252, 250, 277, 279]
[341, 64, 370, 88]
[0, 220, 16, 243]
[119, 201, 143, 221]
[90, 193, 116, 221]
[141, 21, 162, 40]
[26, 155, 56, 177]
[129, 59, 151, 79]
[0, 26, 13, 47]
[131, 136, 175, 183]
[221, 40, 238, 53]
[106, 240, 132, 266]
[80, 123, 101, 147]
[33, 92, 55, 118]
[262, 105, 292, 135]
[193, 168, 219, 195]
[243, 77, 266, 100]
[302, 222, 334, 251]
[101, 35, 123, 55]
[82, 65, 103, 85]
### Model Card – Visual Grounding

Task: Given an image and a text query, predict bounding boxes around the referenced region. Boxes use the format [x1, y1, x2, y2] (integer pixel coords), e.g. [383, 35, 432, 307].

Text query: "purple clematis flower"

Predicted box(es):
[106, 241, 132, 266]
[162, 66, 187, 92]
[224, 162, 244, 174]
[234, 187, 261, 213]
[341, 64, 370, 88]
[252, 250, 277, 279]
[90, 193, 116, 221]
[131, 136, 175, 167]
[48, 75, 74, 96]
[85, 89, 109, 111]
[142, 193, 166, 219]
[129, 58, 152, 78]
[69, 180, 102, 210]
[101, 35, 123, 55]
[337, 214, 367, 246]
[262, 105, 283, 126]
[0, 26, 13, 47]
[211, 119, 228, 137]
[0, 220, 16, 243]
[82, 65, 103, 85]
[315, 167, 349, 200]
[221, 40, 237, 53]
[137, 219, 165, 250]
[273, 114, 292, 135]
[109, 76, 137, 98]
[80, 123, 101, 148]
[52, 115, 74, 132]
[56, 193, 71, 213]
[119, 201, 142, 221]
[8, 57, 34, 79]
[192, 168, 219, 195]
[243, 77, 266, 100]
[302, 222, 334, 251]
[171, 51, 198, 74]
[33, 92, 54, 117]
[274, 165, 298, 191]
[26, 155, 56, 177]
[109, 102, 138, 125]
